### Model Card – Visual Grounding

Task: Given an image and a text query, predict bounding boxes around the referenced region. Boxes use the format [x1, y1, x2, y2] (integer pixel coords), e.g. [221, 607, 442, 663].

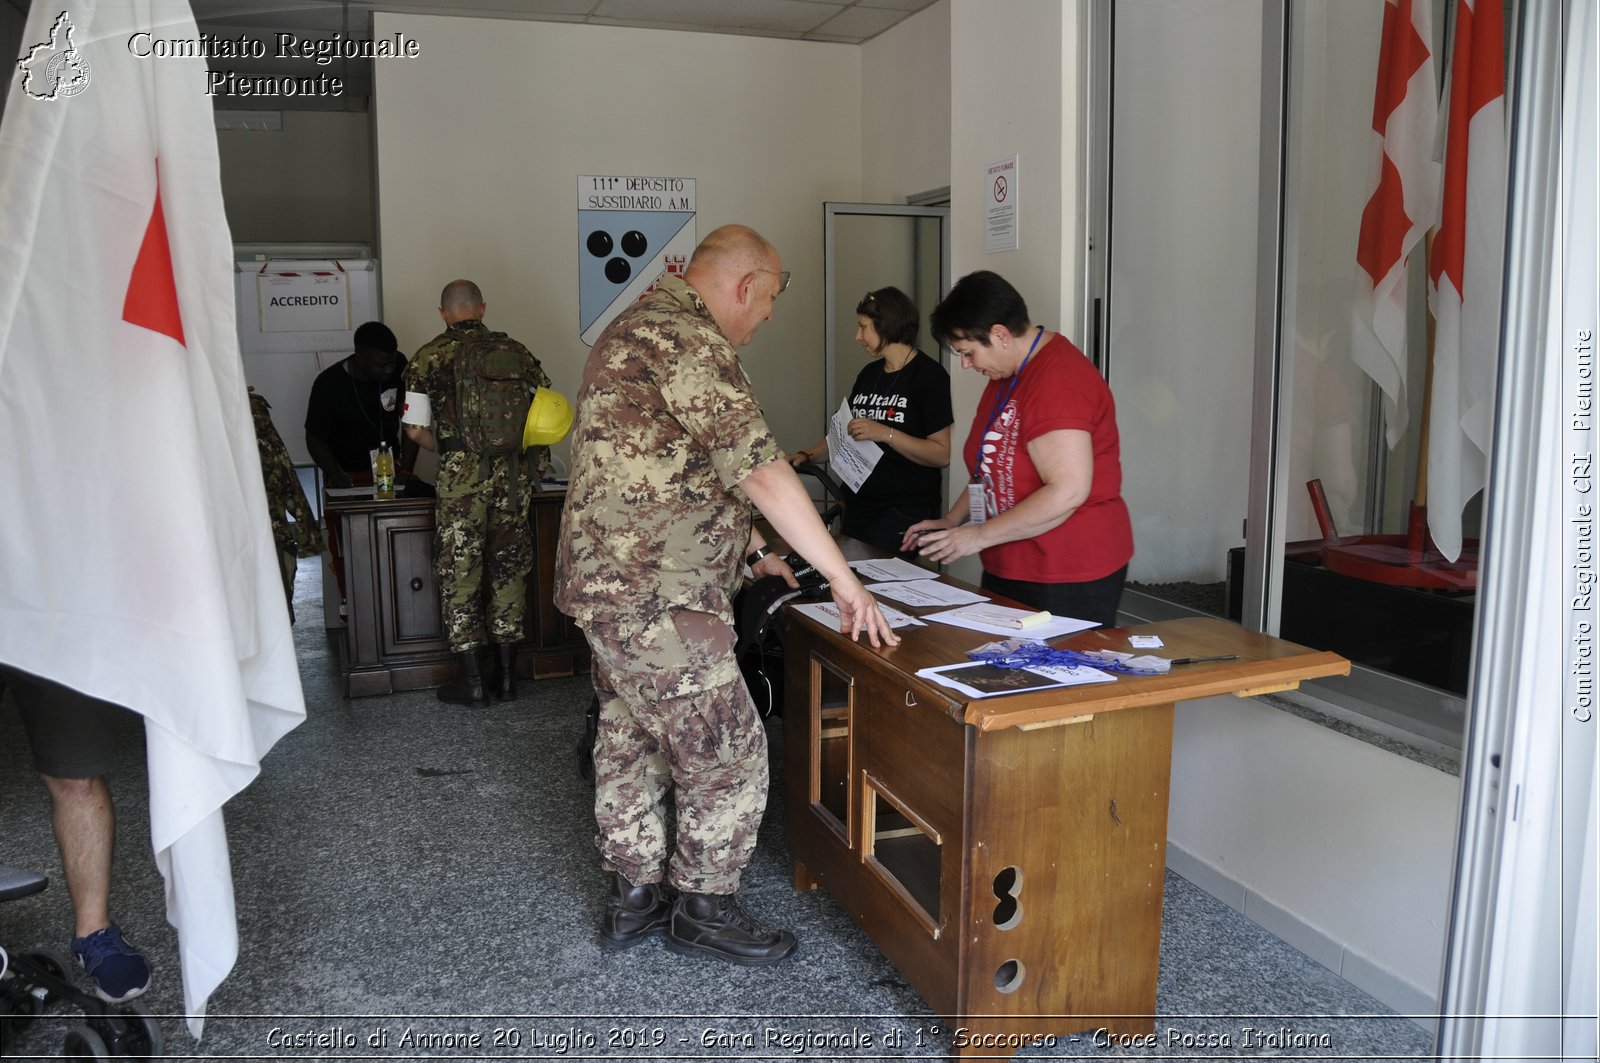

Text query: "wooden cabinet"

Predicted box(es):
[328, 491, 589, 697]
[525, 492, 587, 670]
[784, 614, 1348, 1058]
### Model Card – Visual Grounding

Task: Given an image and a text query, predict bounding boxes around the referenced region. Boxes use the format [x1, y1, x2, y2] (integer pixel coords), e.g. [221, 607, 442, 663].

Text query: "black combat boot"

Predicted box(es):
[665, 891, 797, 966]
[436, 648, 487, 705]
[600, 873, 671, 950]
[493, 643, 518, 701]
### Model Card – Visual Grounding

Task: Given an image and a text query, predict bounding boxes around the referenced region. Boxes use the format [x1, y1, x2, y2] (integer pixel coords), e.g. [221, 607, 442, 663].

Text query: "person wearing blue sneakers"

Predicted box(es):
[0, 666, 151, 1003]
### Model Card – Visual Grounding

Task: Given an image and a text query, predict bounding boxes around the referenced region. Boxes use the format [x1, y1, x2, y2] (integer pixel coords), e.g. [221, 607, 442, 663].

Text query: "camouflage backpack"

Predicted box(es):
[450, 331, 533, 460]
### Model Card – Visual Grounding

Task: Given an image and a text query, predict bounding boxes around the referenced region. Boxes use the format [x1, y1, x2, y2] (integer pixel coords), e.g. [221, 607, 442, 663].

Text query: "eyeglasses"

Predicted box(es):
[756, 269, 792, 295]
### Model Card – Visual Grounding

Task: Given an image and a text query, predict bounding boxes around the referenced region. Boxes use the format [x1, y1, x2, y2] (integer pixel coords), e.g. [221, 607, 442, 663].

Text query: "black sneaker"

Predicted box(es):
[71, 923, 150, 1003]
[665, 892, 796, 967]
[600, 873, 671, 950]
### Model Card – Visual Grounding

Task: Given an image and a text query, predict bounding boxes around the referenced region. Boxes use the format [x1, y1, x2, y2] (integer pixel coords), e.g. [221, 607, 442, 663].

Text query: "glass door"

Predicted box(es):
[822, 202, 951, 458]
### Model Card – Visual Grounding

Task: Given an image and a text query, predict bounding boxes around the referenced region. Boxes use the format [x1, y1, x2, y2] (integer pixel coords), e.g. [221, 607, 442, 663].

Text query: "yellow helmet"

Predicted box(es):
[522, 387, 574, 447]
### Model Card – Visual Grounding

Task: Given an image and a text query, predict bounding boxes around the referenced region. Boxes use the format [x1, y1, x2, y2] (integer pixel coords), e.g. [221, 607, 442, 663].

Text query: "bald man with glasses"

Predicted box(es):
[556, 225, 895, 967]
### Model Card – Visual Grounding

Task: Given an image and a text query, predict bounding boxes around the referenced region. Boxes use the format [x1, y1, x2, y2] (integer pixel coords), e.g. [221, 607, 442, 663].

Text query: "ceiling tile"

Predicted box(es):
[189, 0, 940, 108]
[585, 16, 804, 40]
[355, 0, 597, 15]
[855, 0, 940, 11]
[191, 3, 352, 34]
[804, 4, 904, 40]
[594, 0, 843, 37]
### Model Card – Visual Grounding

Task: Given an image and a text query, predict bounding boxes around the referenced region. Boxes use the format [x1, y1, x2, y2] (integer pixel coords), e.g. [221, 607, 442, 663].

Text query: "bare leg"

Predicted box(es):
[38, 773, 114, 938]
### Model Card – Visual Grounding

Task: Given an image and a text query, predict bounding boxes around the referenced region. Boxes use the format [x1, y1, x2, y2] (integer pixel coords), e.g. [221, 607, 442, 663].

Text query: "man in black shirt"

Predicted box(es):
[304, 321, 419, 488]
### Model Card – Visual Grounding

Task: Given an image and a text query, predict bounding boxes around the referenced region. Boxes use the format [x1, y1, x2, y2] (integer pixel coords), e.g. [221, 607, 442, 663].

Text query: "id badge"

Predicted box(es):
[966, 481, 988, 525]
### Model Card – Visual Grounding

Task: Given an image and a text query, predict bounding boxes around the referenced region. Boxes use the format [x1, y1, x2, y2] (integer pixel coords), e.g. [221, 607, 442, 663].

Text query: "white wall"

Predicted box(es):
[1110, 0, 1261, 583]
[1168, 695, 1459, 1012]
[946, 0, 1079, 583]
[860, 0, 952, 203]
[218, 112, 373, 244]
[372, 14, 861, 462]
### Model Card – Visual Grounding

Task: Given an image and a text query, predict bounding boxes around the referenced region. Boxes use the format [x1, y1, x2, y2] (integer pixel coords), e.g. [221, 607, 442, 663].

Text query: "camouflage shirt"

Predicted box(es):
[555, 275, 783, 623]
[403, 319, 552, 492]
[250, 390, 325, 557]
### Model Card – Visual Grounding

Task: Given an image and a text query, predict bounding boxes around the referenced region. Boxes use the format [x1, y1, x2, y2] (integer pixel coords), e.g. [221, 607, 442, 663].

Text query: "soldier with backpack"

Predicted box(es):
[401, 279, 552, 705]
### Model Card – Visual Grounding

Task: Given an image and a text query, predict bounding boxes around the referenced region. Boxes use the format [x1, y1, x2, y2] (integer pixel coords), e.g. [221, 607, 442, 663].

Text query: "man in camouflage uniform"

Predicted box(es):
[250, 388, 325, 623]
[402, 280, 551, 704]
[555, 225, 897, 966]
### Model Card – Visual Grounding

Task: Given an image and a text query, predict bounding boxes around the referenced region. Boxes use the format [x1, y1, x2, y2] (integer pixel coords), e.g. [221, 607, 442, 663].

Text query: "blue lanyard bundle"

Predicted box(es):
[967, 639, 1167, 677]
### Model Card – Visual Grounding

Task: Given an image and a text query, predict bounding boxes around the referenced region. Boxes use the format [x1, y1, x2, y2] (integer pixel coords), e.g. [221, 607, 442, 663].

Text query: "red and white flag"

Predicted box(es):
[1427, 0, 1506, 561]
[0, 0, 304, 1035]
[1353, 0, 1440, 449]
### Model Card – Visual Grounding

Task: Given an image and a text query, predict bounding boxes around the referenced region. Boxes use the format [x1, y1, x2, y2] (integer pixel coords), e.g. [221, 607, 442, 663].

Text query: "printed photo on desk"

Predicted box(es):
[916, 660, 1116, 699]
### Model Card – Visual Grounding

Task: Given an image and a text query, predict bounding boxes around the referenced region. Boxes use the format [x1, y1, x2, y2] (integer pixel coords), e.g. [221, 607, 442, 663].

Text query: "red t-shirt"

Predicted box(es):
[960, 334, 1133, 583]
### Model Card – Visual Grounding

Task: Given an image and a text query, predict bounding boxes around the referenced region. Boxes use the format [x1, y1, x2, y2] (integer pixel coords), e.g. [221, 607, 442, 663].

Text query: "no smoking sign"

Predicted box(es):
[984, 154, 1019, 253]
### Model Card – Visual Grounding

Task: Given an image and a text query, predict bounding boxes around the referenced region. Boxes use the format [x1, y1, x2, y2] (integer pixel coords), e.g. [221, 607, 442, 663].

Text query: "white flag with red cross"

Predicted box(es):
[1353, 0, 1440, 450]
[0, 0, 305, 1036]
[1427, 0, 1507, 562]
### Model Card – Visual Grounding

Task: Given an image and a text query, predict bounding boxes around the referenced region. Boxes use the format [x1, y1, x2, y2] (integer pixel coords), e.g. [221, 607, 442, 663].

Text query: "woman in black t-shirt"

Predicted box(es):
[790, 287, 953, 554]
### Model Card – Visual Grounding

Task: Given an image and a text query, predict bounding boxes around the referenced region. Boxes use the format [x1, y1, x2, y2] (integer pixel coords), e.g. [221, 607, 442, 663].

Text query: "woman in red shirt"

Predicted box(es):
[902, 271, 1132, 627]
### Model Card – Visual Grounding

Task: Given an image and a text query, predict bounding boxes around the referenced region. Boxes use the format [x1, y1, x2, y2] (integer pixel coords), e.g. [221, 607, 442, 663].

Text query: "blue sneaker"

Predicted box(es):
[71, 923, 151, 1003]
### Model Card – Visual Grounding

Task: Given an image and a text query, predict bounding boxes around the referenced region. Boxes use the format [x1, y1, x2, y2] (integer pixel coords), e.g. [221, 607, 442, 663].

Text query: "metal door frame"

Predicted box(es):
[822, 203, 952, 413]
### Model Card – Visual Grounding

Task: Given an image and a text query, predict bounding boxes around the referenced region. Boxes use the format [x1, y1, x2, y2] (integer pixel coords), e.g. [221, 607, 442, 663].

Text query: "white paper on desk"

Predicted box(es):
[827, 398, 881, 493]
[867, 579, 989, 608]
[324, 486, 374, 499]
[791, 600, 923, 630]
[922, 604, 1100, 640]
[915, 660, 1116, 699]
[848, 556, 933, 582]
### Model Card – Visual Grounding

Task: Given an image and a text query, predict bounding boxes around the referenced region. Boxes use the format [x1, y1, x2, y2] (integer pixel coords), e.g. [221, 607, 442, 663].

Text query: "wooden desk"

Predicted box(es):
[782, 609, 1347, 1058]
[327, 491, 589, 697]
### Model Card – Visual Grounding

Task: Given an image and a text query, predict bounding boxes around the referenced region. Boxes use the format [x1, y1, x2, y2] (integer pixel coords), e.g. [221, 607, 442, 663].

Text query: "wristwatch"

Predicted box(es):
[745, 546, 772, 568]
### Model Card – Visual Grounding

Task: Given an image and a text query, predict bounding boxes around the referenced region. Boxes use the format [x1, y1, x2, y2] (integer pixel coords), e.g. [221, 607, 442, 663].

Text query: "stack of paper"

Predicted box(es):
[865, 579, 988, 609]
[922, 604, 1099, 640]
[791, 600, 924, 631]
[847, 556, 935, 582]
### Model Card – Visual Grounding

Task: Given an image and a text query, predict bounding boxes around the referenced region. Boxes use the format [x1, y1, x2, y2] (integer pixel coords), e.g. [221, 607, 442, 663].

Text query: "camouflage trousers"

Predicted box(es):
[435, 457, 534, 651]
[582, 608, 768, 895]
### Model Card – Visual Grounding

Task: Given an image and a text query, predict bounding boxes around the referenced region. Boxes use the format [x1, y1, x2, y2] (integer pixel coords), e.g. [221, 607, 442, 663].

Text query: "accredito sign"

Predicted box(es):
[256, 268, 350, 332]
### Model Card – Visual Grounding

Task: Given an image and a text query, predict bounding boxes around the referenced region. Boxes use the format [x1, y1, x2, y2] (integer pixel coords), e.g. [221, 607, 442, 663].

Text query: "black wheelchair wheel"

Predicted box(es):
[63, 1024, 112, 1060]
[1, 982, 41, 1019]
[94, 1001, 164, 1060]
[120, 1000, 164, 1059]
[22, 948, 74, 1005]
[22, 948, 71, 980]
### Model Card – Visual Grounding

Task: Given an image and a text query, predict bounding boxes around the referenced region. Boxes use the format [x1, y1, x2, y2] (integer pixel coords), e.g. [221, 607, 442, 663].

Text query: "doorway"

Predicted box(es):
[821, 203, 951, 445]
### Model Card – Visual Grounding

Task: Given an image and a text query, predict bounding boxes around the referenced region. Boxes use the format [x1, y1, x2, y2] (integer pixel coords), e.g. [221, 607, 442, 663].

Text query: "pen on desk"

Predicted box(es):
[1168, 654, 1239, 666]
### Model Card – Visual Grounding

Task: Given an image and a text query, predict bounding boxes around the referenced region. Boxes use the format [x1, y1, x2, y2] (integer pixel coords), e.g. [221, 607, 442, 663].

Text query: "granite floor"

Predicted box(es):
[0, 560, 1436, 1061]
